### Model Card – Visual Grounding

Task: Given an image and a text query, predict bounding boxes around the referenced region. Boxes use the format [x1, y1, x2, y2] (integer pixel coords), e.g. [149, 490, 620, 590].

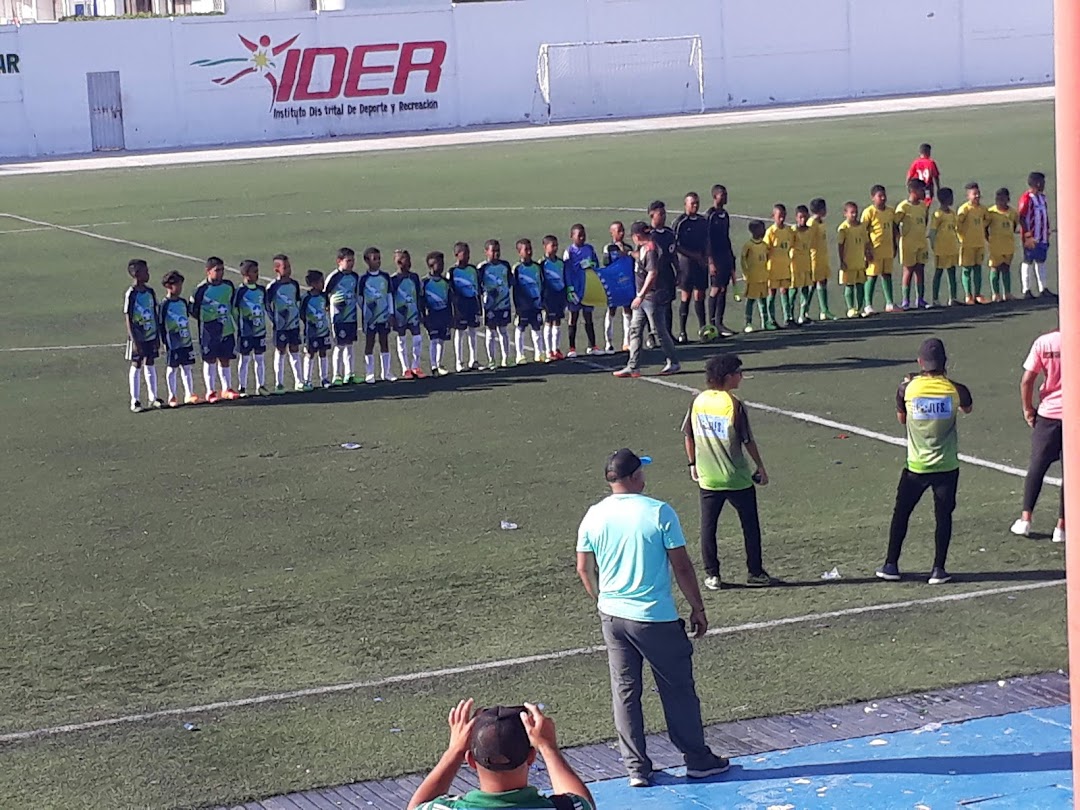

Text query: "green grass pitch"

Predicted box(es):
[0, 100, 1066, 808]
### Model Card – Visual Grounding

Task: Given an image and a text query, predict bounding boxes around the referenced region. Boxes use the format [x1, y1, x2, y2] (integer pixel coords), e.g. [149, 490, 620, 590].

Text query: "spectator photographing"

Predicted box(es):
[576, 449, 729, 788]
[408, 700, 594, 810]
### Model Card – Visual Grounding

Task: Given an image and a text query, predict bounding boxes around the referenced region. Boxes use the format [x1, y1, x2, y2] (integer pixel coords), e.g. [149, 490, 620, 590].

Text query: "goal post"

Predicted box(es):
[536, 35, 705, 123]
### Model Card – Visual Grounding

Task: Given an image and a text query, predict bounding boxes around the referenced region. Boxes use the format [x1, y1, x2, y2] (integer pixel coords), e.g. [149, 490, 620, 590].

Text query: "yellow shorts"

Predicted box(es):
[840, 268, 866, 286]
[744, 280, 769, 300]
[812, 263, 831, 283]
[960, 246, 986, 267]
[989, 253, 1014, 269]
[767, 271, 789, 287]
[899, 245, 929, 268]
[791, 269, 814, 288]
[866, 251, 894, 277]
[935, 254, 959, 269]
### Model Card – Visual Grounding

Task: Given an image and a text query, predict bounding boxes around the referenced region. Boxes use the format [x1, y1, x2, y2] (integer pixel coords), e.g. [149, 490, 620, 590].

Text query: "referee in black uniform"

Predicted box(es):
[648, 200, 679, 345]
[673, 192, 711, 343]
[706, 184, 736, 336]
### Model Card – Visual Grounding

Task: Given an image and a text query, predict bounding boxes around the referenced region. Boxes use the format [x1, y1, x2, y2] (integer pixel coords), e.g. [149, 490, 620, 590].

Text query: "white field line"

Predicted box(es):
[575, 356, 1062, 488]
[0, 578, 1061, 745]
[0, 343, 124, 353]
[0, 86, 1053, 177]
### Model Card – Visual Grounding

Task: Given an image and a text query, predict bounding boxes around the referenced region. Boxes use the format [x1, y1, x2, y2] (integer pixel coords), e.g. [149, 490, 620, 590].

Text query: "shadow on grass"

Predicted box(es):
[720, 569, 1064, 589]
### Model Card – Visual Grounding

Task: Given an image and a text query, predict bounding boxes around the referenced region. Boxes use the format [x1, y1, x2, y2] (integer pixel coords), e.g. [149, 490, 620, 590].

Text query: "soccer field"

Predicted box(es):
[0, 98, 1067, 809]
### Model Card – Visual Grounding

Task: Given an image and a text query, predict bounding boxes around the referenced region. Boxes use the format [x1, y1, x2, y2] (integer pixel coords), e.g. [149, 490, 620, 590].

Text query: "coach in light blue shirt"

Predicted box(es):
[576, 449, 729, 789]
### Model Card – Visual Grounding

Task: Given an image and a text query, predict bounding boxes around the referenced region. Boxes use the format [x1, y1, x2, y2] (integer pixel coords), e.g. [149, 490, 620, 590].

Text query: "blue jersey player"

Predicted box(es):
[360, 247, 395, 383]
[159, 270, 198, 407]
[422, 251, 452, 376]
[563, 224, 600, 356]
[513, 238, 548, 364]
[602, 221, 634, 353]
[234, 260, 269, 396]
[190, 256, 238, 403]
[392, 249, 425, 379]
[300, 269, 332, 390]
[450, 241, 481, 372]
[541, 235, 566, 360]
[123, 258, 161, 412]
[325, 247, 360, 385]
[267, 254, 304, 393]
[479, 239, 513, 369]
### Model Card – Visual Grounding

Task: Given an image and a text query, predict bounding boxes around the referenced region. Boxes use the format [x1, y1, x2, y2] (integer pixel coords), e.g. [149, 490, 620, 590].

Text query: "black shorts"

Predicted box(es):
[306, 334, 332, 354]
[677, 257, 709, 292]
[274, 328, 301, 350]
[543, 289, 567, 320]
[426, 308, 452, 341]
[332, 321, 358, 345]
[167, 346, 196, 368]
[710, 257, 735, 288]
[517, 310, 543, 331]
[365, 322, 391, 337]
[453, 300, 481, 330]
[395, 322, 422, 337]
[238, 335, 267, 355]
[125, 339, 159, 363]
[485, 309, 511, 328]
[200, 333, 235, 362]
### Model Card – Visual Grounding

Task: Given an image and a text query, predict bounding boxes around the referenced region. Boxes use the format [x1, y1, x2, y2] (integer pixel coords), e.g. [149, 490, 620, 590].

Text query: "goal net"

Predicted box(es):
[536, 35, 705, 123]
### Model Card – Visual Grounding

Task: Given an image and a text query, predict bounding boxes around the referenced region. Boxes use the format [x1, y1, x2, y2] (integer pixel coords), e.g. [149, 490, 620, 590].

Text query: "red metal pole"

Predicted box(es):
[1054, 1, 1080, 803]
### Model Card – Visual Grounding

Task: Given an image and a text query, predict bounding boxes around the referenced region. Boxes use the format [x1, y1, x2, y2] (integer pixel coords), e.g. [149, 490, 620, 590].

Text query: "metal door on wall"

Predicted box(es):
[86, 71, 125, 152]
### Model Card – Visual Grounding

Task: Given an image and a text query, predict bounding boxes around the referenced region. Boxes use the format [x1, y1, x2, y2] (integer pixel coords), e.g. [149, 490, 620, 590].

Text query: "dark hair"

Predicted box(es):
[809, 198, 826, 215]
[919, 143, 932, 156]
[542, 234, 558, 247]
[395, 248, 411, 261]
[1028, 171, 1046, 187]
[426, 250, 444, 269]
[795, 204, 810, 217]
[711, 184, 726, 196]
[684, 191, 699, 201]
[870, 185, 886, 196]
[362, 246, 380, 263]
[127, 258, 148, 277]
[772, 203, 786, 215]
[749, 220, 766, 238]
[964, 181, 980, 191]
[648, 200, 666, 214]
[272, 253, 289, 263]
[996, 187, 1010, 198]
[238, 259, 259, 276]
[570, 224, 585, 237]
[305, 269, 323, 286]
[907, 178, 927, 194]
[610, 220, 624, 230]
[844, 200, 859, 212]
[485, 238, 501, 250]
[705, 354, 743, 388]
[516, 238, 531, 250]
[337, 247, 355, 261]
[161, 270, 184, 286]
[630, 221, 650, 238]
[453, 241, 469, 256]
[205, 256, 225, 271]
[938, 187, 954, 205]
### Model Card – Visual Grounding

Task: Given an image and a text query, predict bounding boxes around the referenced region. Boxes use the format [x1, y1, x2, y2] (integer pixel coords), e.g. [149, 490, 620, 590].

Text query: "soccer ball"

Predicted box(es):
[698, 324, 719, 341]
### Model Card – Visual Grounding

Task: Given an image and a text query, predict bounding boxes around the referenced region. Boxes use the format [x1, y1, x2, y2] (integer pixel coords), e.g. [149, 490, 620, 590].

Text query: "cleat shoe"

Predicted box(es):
[332, 376, 344, 386]
[150, 398, 165, 409]
[587, 346, 600, 356]
[948, 297, 958, 306]
[486, 361, 498, 371]
[795, 316, 806, 325]
[604, 344, 616, 354]
[566, 349, 578, 358]
[206, 391, 221, 403]
[719, 326, 736, 337]
[847, 308, 859, 318]
[436, 366, 450, 376]
[862, 305, 876, 316]
[302, 383, 314, 392]
[975, 295, 988, 304]
[554, 350, 565, 361]
[1054, 527, 1066, 544]
[1024, 290, 1035, 299]
[130, 400, 144, 413]
[501, 359, 511, 368]
[884, 303, 897, 313]
[1010, 518, 1031, 537]
[274, 384, 287, 395]
[412, 368, 427, 379]
[644, 335, 656, 350]
[223, 389, 241, 401]
[928, 567, 952, 585]
[456, 362, 466, 373]
[184, 394, 201, 405]
[167, 396, 179, 408]
[402, 369, 415, 380]
[294, 382, 305, 392]
[629, 776, 651, 789]
[991, 294, 1000, 303]
[1042, 289, 1058, 298]
[469, 361, 481, 371]
[927, 299, 938, 309]
[917, 299, 928, 309]
[743, 324, 754, 333]
[765, 322, 779, 330]
[658, 362, 681, 376]
[385, 374, 398, 382]
[256, 385, 270, 397]
[365, 373, 376, 384]
[704, 576, 721, 591]
[517, 356, 529, 365]
[900, 299, 910, 311]
[237, 388, 248, 398]
[676, 333, 689, 345]
[875, 563, 901, 581]
[687, 757, 731, 779]
[746, 571, 776, 587]
[322, 378, 333, 389]
[964, 295, 975, 305]
[344, 374, 358, 385]
[612, 367, 641, 378]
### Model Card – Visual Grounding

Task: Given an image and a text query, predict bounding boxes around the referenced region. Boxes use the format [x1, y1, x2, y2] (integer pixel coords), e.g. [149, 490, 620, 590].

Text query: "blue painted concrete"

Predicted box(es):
[589, 706, 1072, 809]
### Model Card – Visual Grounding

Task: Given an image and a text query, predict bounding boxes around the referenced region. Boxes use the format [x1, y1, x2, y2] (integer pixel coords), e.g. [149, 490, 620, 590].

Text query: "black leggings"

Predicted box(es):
[699, 486, 764, 578]
[886, 468, 958, 570]
[1023, 415, 1064, 520]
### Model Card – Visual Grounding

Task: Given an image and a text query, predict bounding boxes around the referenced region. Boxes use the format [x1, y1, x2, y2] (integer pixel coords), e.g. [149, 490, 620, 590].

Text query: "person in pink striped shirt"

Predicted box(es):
[1011, 329, 1064, 543]
[1018, 172, 1053, 298]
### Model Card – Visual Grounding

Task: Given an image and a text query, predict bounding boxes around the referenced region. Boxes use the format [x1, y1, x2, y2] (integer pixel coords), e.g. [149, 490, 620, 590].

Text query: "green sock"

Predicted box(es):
[989, 268, 1000, 297]
[844, 285, 856, 311]
[932, 269, 944, 301]
[882, 274, 895, 306]
[916, 275, 926, 302]
[799, 287, 810, 319]
[856, 283, 866, 310]
[946, 266, 958, 299]
[864, 276, 878, 308]
[961, 267, 973, 298]
[1002, 269, 1012, 296]
[766, 291, 777, 324]
[744, 298, 754, 325]
[901, 281, 911, 303]
[816, 283, 830, 315]
[973, 266, 983, 297]
[757, 298, 768, 328]
[780, 289, 793, 322]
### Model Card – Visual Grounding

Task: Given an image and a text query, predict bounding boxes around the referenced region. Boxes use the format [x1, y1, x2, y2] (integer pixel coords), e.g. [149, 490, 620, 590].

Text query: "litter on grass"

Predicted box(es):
[183, 722, 199, 731]
[500, 520, 519, 530]
[340, 442, 362, 450]
[820, 567, 842, 580]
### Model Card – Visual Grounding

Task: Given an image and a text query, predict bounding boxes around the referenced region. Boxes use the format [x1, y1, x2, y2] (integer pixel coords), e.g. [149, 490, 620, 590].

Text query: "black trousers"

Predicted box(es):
[1022, 415, 1064, 520]
[699, 486, 764, 578]
[886, 468, 959, 570]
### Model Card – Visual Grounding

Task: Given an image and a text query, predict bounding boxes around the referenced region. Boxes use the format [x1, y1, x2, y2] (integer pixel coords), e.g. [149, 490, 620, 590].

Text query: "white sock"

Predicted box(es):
[381, 352, 393, 380]
[219, 365, 232, 391]
[396, 335, 409, 374]
[343, 345, 355, 378]
[288, 352, 302, 385]
[332, 346, 343, 378]
[254, 354, 266, 388]
[622, 311, 631, 345]
[143, 365, 158, 401]
[202, 362, 217, 394]
[544, 324, 553, 353]
[304, 355, 314, 384]
[274, 351, 285, 386]
[515, 329, 526, 361]
[435, 339, 444, 367]
[486, 328, 498, 364]
[553, 325, 561, 351]
[166, 367, 178, 399]
[430, 341, 439, 369]
[180, 366, 195, 397]
[365, 354, 375, 378]
[453, 331, 464, 368]
[604, 310, 615, 347]
[532, 327, 546, 358]
[129, 365, 141, 403]
[1021, 263, 1032, 294]
[320, 355, 329, 382]
[238, 353, 250, 389]
[1036, 263, 1047, 291]
[467, 327, 478, 365]
[498, 326, 510, 363]
[411, 334, 423, 369]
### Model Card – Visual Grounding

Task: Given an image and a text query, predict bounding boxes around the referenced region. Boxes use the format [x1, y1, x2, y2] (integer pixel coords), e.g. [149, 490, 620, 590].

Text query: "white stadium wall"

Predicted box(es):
[0, 0, 1054, 159]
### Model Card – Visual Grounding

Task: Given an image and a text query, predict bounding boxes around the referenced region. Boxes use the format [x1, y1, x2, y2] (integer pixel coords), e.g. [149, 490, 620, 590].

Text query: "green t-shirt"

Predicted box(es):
[414, 786, 593, 809]
[682, 389, 755, 491]
[896, 373, 973, 473]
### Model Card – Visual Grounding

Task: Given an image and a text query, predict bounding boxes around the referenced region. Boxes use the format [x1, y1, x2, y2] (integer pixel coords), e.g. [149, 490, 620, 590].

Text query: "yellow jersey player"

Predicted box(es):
[895, 178, 930, 310]
[790, 206, 814, 324]
[861, 185, 898, 314]
[956, 181, 989, 304]
[764, 204, 793, 327]
[986, 187, 1019, 302]
[808, 198, 836, 321]
[928, 187, 960, 307]
[837, 201, 870, 318]
[739, 220, 771, 332]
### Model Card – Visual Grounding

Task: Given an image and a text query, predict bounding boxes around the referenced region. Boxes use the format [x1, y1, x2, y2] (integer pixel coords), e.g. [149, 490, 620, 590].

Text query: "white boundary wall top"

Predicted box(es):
[0, 0, 1054, 159]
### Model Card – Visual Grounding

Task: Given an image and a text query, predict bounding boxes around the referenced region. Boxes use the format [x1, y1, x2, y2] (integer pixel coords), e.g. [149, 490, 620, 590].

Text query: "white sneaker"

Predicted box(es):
[384, 374, 398, 382]
[884, 303, 897, 313]
[704, 576, 721, 591]
[604, 344, 615, 354]
[567, 349, 578, 358]
[365, 373, 376, 384]
[863, 305, 876, 316]
[1010, 518, 1031, 537]
[586, 346, 597, 356]
[455, 363, 465, 373]
[1053, 527, 1066, 544]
